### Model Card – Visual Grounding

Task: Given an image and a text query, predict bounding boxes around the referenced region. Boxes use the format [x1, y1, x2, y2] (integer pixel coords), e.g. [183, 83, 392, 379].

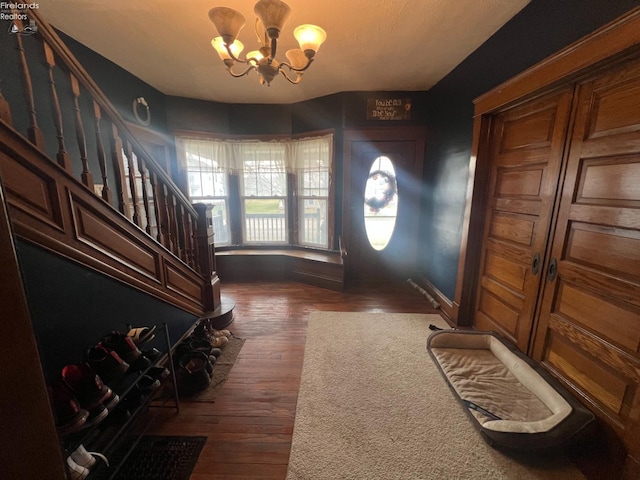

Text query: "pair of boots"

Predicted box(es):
[173, 327, 230, 396]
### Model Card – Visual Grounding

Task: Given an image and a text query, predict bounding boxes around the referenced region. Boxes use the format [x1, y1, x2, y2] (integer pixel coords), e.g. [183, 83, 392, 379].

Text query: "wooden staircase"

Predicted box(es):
[0, 9, 220, 318]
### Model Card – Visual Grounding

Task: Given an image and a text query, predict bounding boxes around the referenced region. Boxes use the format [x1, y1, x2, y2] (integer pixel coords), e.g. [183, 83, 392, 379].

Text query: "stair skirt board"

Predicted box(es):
[427, 330, 595, 451]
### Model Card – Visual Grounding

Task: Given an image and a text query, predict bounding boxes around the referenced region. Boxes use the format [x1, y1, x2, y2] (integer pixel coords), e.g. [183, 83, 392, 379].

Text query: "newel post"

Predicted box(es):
[194, 203, 221, 312]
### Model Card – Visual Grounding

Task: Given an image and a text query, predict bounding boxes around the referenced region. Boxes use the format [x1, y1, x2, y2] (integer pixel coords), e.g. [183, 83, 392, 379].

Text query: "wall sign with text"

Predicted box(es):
[366, 98, 412, 121]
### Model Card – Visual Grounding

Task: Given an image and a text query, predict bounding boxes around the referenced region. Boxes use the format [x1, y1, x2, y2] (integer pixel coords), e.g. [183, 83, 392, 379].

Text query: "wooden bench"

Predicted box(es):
[215, 248, 345, 291]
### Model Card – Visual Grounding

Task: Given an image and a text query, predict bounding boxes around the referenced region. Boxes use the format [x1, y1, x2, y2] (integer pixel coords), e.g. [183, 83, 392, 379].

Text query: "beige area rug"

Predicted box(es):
[286, 312, 585, 480]
[181, 334, 245, 402]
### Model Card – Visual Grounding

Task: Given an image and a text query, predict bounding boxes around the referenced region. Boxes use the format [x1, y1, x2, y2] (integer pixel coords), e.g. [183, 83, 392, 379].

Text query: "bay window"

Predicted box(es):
[176, 133, 333, 250]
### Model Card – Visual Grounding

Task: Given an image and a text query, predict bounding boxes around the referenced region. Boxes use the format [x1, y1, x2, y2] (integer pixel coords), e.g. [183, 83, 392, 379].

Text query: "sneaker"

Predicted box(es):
[210, 336, 228, 348]
[84, 345, 129, 383]
[188, 337, 213, 355]
[66, 456, 89, 480]
[212, 329, 231, 338]
[137, 374, 161, 394]
[126, 325, 157, 347]
[101, 332, 151, 372]
[47, 381, 89, 436]
[142, 347, 162, 362]
[61, 363, 118, 412]
[69, 444, 110, 470]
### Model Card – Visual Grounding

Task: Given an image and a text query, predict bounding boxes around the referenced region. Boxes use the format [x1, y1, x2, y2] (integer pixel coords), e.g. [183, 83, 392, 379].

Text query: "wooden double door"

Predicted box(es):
[474, 54, 640, 458]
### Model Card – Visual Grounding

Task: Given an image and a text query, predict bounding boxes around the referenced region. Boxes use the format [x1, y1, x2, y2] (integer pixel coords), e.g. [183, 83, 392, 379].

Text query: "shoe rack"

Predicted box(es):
[61, 322, 191, 480]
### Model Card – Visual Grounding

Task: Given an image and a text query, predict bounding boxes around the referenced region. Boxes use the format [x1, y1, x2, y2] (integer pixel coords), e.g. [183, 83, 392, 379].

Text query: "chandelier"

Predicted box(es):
[208, 0, 327, 86]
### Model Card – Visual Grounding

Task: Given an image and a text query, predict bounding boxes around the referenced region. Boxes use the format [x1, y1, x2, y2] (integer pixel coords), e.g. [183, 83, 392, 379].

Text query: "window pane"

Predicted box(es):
[188, 171, 202, 197]
[207, 199, 230, 245]
[243, 161, 286, 197]
[300, 198, 327, 248]
[244, 198, 286, 243]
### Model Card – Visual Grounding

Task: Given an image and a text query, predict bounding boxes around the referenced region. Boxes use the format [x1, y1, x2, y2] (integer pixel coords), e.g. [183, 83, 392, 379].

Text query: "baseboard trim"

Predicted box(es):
[412, 274, 455, 322]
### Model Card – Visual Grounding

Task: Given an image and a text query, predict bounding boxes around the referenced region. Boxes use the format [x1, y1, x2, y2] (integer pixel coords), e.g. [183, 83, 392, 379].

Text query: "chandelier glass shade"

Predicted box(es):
[209, 0, 326, 86]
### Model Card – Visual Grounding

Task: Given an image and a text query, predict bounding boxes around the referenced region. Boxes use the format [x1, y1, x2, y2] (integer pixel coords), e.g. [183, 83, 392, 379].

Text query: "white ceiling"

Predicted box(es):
[36, 0, 530, 104]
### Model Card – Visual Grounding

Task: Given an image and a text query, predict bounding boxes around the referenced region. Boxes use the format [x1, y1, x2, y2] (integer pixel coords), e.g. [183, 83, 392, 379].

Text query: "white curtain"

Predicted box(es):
[176, 134, 333, 174]
[286, 134, 333, 174]
[176, 138, 241, 173]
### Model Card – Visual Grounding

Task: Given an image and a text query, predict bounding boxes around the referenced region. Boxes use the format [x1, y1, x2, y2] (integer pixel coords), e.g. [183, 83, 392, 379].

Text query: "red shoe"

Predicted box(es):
[47, 381, 89, 435]
[62, 363, 120, 409]
[62, 364, 119, 426]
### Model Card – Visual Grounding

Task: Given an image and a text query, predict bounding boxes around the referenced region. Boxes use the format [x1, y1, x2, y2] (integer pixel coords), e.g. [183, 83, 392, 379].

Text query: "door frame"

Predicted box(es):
[342, 127, 426, 285]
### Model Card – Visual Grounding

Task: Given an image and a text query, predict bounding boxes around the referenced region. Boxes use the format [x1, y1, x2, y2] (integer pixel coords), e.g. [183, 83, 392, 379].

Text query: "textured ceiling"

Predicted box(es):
[36, 0, 530, 104]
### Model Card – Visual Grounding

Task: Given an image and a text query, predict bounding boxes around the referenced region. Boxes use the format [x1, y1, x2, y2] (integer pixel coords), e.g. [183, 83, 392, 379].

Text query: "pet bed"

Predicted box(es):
[427, 330, 595, 451]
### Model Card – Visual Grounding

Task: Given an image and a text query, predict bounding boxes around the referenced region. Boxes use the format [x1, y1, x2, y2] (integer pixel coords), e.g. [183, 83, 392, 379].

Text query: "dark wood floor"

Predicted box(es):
[146, 281, 441, 479]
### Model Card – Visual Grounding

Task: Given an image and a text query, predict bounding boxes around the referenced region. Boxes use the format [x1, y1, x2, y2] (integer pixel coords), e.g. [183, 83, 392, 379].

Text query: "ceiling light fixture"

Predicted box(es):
[208, 0, 327, 86]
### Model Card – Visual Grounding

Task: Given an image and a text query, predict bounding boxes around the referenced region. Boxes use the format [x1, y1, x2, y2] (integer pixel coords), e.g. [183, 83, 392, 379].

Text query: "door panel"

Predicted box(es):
[343, 131, 424, 285]
[473, 89, 574, 351]
[532, 58, 640, 455]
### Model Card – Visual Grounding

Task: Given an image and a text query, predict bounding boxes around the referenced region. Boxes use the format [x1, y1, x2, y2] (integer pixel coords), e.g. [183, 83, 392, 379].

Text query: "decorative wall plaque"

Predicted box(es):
[366, 98, 412, 121]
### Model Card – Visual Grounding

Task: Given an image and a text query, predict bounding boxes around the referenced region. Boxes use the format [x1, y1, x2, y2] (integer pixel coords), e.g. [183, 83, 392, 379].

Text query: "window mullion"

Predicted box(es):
[227, 173, 242, 245]
[288, 172, 297, 246]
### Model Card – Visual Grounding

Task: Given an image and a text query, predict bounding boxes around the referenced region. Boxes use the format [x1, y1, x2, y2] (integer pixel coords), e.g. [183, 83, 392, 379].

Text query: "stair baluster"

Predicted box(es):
[43, 42, 72, 172]
[92, 100, 112, 203]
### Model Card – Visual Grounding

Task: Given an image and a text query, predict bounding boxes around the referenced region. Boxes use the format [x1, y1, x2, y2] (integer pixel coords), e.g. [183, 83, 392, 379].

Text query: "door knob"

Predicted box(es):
[547, 258, 558, 282]
[531, 253, 541, 275]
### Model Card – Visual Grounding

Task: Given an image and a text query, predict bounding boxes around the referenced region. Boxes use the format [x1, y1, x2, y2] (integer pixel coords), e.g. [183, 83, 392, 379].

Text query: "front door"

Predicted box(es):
[343, 128, 425, 285]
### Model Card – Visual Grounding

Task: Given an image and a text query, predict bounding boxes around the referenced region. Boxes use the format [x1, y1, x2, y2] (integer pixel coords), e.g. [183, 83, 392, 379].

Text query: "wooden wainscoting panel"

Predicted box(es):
[164, 258, 206, 305]
[70, 192, 161, 282]
[0, 123, 207, 317]
[0, 150, 64, 231]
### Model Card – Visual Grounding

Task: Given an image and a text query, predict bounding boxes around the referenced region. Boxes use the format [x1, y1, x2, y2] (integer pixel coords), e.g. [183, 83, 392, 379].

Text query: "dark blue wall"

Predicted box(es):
[52, 0, 640, 305]
[56, 30, 169, 134]
[16, 241, 197, 382]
